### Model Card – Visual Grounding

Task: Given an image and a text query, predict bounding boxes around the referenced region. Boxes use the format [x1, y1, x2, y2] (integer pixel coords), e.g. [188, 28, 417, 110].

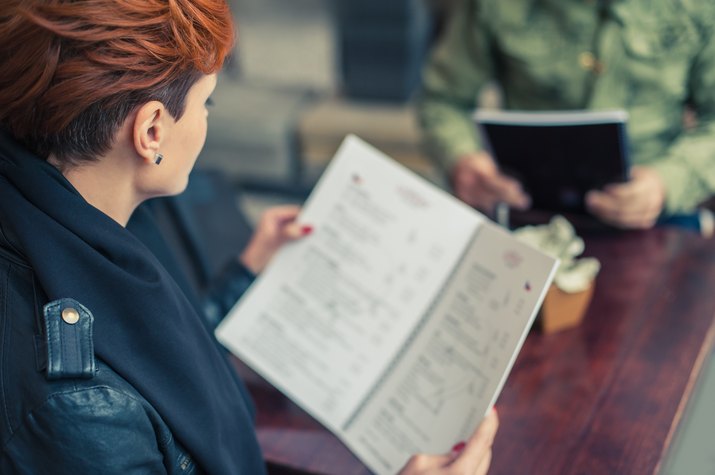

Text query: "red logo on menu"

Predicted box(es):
[396, 186, 429, 208]
[503, 250, 522, 269]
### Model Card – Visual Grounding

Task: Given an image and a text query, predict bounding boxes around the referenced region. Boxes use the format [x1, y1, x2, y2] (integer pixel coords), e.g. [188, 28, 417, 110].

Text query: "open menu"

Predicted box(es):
[216, 135, 558, 474]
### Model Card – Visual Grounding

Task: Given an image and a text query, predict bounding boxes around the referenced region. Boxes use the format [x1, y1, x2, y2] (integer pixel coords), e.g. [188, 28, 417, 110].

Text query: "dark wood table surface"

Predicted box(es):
[232, 227, 715, 475]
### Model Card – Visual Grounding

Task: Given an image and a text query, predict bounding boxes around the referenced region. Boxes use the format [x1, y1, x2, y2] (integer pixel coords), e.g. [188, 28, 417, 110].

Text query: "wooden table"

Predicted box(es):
[233, 227, 715, 474]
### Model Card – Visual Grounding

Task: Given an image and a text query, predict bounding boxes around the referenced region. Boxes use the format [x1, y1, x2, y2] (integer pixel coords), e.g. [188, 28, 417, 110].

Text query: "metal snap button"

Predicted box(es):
[579, 51, 605, 74]
[62, 307, 80, 325]
[579, 52, 596, 70]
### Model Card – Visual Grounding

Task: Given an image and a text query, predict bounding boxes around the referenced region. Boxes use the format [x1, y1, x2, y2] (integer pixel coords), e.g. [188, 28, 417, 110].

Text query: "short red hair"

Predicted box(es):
[0, 0, 235, 164]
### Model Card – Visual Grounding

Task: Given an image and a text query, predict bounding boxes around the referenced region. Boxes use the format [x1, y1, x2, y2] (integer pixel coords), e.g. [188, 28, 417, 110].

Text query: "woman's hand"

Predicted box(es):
[239, 205, 311, 274]
[398, 408, 499, 475]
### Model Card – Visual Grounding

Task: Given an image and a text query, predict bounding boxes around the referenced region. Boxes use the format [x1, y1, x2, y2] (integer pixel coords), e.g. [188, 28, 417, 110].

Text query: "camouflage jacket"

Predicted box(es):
[417, 0, 715, 213]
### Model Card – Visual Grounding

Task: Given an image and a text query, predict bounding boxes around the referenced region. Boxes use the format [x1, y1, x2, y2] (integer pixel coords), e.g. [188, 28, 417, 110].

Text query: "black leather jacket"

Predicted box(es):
[0, 209, 256, 474]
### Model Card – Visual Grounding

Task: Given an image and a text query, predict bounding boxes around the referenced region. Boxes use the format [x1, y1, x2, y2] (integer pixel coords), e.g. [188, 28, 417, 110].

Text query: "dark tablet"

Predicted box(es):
[475, 109, 631, 213]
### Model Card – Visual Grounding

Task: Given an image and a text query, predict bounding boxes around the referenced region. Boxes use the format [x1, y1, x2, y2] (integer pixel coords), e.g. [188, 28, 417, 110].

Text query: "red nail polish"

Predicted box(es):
[301, 225, 313, 235]
[451, 441, 466, 453]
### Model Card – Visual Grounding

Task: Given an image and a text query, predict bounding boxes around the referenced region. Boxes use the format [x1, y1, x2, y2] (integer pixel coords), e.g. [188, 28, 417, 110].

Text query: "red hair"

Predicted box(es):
[0, 0, 235, 164]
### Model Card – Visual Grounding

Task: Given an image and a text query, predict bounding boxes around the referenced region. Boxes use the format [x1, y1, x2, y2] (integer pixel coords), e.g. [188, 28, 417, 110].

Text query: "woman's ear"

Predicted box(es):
[132, 101, 169, 165]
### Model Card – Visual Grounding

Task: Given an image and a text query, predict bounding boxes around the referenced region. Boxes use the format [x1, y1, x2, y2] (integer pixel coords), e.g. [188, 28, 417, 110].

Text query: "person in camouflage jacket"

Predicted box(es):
[418, 0, 715, 229]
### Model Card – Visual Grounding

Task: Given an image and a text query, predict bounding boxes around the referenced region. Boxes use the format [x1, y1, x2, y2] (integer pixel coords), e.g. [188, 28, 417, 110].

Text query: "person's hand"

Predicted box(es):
[239, 205, 311, 274]
[398, 408, 499, 475]
[452, 152, 530, 214]
[585, 166, 666, 229]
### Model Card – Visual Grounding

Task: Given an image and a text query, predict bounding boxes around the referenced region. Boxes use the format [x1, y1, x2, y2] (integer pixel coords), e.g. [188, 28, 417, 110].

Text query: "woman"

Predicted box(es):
[0, 1, 497, 474]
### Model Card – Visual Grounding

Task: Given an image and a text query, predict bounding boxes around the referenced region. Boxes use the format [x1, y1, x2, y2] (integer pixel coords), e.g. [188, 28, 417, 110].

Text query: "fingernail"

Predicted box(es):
[301, 225, 313, 235]
[451, 441, 466, 453]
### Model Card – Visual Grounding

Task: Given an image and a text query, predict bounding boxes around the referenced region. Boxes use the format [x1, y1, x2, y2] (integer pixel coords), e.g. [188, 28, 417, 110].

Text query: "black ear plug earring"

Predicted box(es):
[154, 152, 163, 165]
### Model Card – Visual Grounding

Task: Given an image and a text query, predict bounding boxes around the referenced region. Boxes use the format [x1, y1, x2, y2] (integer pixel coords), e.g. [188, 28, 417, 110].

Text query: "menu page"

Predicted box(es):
[216, 136, 481, 429]
[342, 223, 558, 473]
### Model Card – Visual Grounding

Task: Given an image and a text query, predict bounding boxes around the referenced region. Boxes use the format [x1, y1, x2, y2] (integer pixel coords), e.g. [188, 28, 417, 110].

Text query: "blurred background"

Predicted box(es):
[197, 0, 455, 221]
